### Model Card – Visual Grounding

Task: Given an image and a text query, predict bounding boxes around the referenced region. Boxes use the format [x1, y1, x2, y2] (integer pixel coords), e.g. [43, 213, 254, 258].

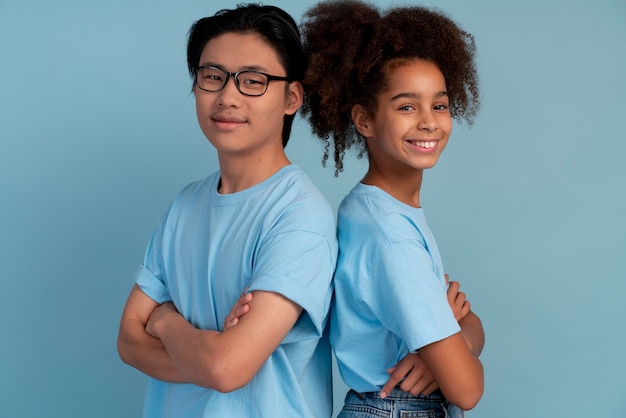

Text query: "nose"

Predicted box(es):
[216, 75, 241, 107]
[417, 110, 437, 131]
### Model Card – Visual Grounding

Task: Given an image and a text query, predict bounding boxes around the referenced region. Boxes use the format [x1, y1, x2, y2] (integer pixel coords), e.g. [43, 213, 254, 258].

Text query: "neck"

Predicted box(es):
[217, 150, 290, 194]
[362, 165, 424, 208]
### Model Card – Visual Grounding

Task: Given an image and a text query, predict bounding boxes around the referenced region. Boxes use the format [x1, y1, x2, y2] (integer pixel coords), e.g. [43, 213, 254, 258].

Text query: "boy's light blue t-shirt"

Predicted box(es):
[331, 183, 460, 392]
[135, 165, 337, 418]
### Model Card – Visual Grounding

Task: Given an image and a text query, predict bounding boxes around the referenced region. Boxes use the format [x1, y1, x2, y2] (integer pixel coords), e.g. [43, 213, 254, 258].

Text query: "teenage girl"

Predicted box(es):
[300, 1, 485, 416]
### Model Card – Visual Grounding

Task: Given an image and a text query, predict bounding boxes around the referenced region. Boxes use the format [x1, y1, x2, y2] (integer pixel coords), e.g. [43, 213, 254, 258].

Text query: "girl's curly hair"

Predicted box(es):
[301, 0, 480, 175]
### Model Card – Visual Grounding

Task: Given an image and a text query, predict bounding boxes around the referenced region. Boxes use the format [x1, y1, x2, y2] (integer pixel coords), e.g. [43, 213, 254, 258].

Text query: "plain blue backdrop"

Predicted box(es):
[1, 0, 625, 417]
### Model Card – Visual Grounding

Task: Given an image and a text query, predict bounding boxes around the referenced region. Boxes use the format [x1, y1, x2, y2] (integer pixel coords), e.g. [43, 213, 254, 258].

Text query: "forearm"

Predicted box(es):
[150, 291, 303, 392]
[458, 311, 485, 357]
[152, 313, 233, 390]
[117, 319, 187, 382]
[420, 333, 484, 410]
[117, 285, 188, 382]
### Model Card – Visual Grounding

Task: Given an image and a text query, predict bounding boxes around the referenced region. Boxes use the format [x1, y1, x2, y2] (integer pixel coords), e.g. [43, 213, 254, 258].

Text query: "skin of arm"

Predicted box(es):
[381, 352, 436, 398]
[145, 289, 302, 392]
[223, 289, 252, 329]
[224, 280, 485, 406]
[418, 278, 484, 409]
[380, 278, 485, 401]
[117, 284, 187, 382]
[447, 278, 485, 358]
[380, 321, 485, 408]
[458, 311, 485, 358]
[419, 332, 484, 410]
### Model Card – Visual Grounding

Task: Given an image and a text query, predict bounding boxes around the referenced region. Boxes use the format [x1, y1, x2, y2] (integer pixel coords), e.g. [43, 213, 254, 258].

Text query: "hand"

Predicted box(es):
[224, 289, 253, 330]
[446, 274, 470, 322]
[145, 301, 179, 338]
[380, 352, 438, 399]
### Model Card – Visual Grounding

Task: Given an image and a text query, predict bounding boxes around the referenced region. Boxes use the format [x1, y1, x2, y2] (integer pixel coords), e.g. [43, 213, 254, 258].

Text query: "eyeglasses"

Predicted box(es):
[195, 66, 291, 97]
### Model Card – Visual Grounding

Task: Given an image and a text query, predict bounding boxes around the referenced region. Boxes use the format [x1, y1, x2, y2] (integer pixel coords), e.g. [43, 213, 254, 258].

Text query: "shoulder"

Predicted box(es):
[177, 172, 219, 197]
[151, 172, 220, 228]
[165, 172, 218, 208]
[212, 166, 337, 258]
[268, 165, 335, 223]
[338, 184, 425, 244]
[279, 166, 330, 204]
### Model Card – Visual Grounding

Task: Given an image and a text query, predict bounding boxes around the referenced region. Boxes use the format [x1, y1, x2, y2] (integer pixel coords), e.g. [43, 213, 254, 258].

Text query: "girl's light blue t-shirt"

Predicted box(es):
[331, 183, 460, 392]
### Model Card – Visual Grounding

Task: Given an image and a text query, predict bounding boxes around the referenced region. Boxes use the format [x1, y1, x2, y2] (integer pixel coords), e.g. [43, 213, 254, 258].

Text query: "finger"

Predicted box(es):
[224, 311, 237, 326]
[445, 273, 450, 286]
[389, 355, 416, 377]
[405, 370, 435, 395]
[447, 281, 461, 309]
[448, 286, 464, 304]
[455, 291, 467, 306]
[230, 293, 252, 317]
[380, 374, 400, 399]
[398, 368, 424, 393]
[240, 288, 252, 302]
[406, 378, 429, 396]
[447, 281, 460, 303]
[224, 302, 251, 329]
[381, 363, 412, 399]
[382, 353, 424, 398]
[421, 380, 439, 396]
[451, 291, 467, 321]
[223, 317, 238, 329]
[236, 304, 250, 316]
[160, 301, 176, 311]
[447, 280, 460, 294]
[460, 300, 471, 319]
[235, 292, 252, 308]
[225, 308, 237, 321]
[398, 359, 430, 394]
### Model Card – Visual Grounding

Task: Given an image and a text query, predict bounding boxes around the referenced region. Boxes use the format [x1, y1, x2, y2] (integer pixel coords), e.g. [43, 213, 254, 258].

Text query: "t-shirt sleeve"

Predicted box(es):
[133, 215, 171, 304]
[247, 229, 336, 344]
[365, 239, 460, 351]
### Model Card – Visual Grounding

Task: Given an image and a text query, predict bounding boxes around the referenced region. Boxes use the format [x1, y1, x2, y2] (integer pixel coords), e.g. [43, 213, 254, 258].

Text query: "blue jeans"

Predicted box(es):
[337, 388, 464, 418]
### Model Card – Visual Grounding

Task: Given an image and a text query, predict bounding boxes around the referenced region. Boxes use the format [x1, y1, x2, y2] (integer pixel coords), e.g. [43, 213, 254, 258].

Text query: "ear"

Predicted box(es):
[351, 104, 374, 137]
[285, 81, 304, 116]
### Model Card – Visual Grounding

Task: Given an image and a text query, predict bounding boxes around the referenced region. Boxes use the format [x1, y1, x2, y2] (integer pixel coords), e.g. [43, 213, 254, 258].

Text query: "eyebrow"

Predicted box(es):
[390, 91, 448, 101]
[199, 62, 269, 72]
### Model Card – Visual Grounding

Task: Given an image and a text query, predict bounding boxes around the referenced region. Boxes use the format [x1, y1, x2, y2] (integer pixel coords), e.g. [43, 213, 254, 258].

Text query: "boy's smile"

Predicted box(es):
[194, 32, 299, 159]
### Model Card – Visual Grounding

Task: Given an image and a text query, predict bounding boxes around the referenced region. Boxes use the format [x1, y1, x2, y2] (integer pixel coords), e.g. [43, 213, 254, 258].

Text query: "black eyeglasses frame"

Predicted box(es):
[195, 65, 292, 97]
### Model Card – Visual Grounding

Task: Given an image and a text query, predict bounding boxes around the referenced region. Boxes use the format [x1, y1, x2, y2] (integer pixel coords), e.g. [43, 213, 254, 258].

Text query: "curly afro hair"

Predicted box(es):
[301, 0, 480, 175]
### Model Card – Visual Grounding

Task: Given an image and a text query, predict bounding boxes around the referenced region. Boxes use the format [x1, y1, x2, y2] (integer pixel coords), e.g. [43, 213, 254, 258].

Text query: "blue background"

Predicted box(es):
[1, 0, 624, 417]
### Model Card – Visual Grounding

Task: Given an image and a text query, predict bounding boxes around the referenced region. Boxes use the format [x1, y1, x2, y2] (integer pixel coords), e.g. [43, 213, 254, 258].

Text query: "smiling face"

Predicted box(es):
[354, 59, 452, 187]
[194, 32, 302, 159]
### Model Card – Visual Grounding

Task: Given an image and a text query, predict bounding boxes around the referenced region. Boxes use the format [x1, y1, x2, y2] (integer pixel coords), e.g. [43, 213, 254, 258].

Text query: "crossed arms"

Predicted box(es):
[117, 284, 302, 392]
[379, 277, 485, 409]
[225, 276, 485, 409]
[118, 276, 484, 406]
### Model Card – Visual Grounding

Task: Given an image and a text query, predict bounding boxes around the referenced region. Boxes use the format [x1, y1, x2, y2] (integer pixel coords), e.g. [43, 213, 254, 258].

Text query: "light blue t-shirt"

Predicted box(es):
[135, 165, 338, 418]
[330, 183, 460, 392]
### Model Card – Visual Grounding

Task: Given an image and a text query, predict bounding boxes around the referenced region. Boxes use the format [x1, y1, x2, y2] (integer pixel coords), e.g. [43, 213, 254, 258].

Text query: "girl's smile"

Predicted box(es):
[352, 59, 452, 206]
[405, 139, 441, 153]
[355, 58, 451, 188]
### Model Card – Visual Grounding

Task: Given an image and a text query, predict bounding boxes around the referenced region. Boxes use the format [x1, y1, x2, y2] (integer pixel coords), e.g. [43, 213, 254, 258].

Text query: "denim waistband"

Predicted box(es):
[354, 388, 446, 402]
